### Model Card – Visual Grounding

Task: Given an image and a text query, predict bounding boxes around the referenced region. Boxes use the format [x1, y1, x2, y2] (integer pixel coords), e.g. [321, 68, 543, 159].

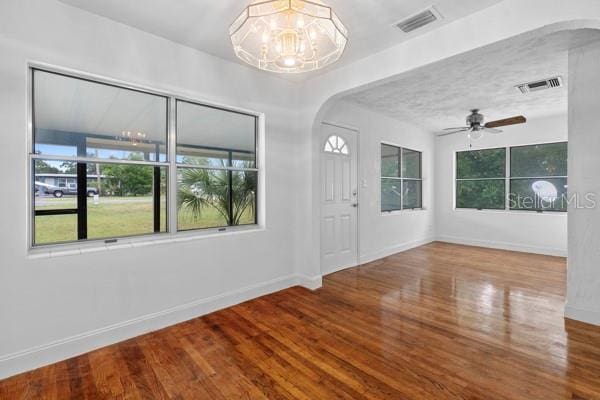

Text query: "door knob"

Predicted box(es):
[352, 203, 359, 208]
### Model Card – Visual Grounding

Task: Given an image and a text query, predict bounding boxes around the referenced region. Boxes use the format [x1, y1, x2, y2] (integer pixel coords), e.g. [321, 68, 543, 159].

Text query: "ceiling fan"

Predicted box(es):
[438, 109, 527, 140]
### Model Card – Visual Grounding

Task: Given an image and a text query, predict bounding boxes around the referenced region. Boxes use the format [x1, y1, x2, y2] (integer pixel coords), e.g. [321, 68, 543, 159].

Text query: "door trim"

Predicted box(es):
[322, 120, 360, 133]
[320, 121, 360, 275]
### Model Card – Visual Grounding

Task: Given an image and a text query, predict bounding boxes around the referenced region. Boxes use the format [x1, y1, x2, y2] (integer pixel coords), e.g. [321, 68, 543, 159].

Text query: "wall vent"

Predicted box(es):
[516, 76, 563, 94]
[396, 8, 441, 33]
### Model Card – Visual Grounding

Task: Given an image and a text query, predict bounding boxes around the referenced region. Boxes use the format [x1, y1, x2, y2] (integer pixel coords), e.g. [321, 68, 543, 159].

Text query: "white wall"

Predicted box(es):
[435, 113, 568, 256]
[0, 0, 314, 379]
[566, 40, 600, 325]
[323, 101, 435, 264]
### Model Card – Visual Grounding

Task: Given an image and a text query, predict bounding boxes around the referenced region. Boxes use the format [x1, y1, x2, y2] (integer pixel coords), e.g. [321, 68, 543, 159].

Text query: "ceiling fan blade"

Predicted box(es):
[443, 127, 469, 131]
[483, 127, 503, 134]
[437, 128, 470, 137]
[485, 116, 527, 129]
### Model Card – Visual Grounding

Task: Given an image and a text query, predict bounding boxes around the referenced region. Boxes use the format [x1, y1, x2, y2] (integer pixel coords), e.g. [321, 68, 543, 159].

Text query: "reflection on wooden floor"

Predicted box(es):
[2, 242, 600, 399]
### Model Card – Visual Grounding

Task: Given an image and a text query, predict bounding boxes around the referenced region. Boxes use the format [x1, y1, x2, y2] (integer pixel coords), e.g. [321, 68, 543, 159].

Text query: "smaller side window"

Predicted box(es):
[381, 144, 422, 212]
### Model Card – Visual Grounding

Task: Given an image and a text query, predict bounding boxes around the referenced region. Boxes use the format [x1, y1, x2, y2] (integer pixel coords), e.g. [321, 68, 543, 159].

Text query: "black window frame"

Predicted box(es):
[380, 143, 423, 212]
[508, 142, 568, 213]
[455, 147, 507, 211]
[455, 142, 568, 213]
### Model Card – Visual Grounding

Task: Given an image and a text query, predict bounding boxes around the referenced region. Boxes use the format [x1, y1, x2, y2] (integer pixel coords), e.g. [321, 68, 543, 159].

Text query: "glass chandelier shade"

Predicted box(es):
[230, 0, 348, 74]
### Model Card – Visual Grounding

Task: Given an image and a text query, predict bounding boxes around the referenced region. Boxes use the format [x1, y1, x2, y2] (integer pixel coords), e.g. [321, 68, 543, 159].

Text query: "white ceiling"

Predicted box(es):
[342, 29, 600, 133]
[58, 0, 502, 80]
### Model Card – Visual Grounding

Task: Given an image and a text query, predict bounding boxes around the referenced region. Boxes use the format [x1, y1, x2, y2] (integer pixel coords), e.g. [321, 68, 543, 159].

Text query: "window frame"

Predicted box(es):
[455, 147, 507, 211]
[380, 142, 423, 213]
[454, 141, 568, 213]
[508, 142, 568, 213]
[27, 63, 263, 251]
[174, 99, 259, 232]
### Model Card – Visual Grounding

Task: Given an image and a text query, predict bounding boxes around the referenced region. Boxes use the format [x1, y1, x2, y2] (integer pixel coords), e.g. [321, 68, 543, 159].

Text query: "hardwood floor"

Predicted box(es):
[2, 242, 600, 399]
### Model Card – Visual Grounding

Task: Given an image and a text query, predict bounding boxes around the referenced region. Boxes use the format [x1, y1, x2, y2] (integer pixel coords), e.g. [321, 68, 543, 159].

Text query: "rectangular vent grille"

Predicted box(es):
[396, 9, 438, 33]
[516, 76, 563, 94]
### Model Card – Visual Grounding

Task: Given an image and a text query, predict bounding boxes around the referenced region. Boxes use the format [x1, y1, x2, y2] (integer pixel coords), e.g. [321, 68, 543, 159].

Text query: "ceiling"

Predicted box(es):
[342, 29, 600, 133]
[58, 0, 502, 80]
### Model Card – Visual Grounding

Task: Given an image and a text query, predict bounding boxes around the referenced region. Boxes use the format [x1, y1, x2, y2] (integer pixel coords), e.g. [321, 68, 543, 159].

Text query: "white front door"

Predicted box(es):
[320, 123, 359, 275]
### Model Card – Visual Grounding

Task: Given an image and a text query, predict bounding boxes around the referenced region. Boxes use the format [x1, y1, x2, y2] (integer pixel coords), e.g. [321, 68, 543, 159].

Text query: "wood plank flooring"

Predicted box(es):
[2, 242, 600, 399]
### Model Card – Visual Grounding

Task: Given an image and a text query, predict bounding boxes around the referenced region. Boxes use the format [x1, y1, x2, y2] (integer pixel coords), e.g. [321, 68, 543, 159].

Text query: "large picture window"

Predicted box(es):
[30, 68, 259, 247]
[32, 69, 169, 245]
[381, 144, 422, 212]
[455, 142, 568, 212]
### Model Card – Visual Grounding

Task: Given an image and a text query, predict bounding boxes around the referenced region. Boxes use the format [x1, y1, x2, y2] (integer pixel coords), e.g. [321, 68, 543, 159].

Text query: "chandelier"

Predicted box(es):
[229, 0, 348, 74]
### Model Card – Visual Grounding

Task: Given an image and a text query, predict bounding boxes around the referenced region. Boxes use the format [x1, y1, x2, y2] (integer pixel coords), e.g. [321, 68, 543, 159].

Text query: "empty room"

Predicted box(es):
[2, 1, 600, 399]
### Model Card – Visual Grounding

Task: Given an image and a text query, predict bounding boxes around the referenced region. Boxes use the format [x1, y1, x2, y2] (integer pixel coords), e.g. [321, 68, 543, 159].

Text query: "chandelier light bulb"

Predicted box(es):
[230, 0, 348, 73]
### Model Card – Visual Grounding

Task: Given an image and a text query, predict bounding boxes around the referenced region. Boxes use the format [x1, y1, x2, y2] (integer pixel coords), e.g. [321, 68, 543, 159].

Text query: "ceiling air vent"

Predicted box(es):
[396, 8, 441, 33]
[516, 76, 564, 94]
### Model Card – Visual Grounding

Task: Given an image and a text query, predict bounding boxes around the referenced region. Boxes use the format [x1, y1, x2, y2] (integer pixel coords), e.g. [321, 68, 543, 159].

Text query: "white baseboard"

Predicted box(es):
[0, 273, 319, 381]
[296, 274, 323, 290]
[565, 305, 600, 326]
[359, 237, 436, 265]
[321, 237, 435, 276]
[436, 235, 567, 257]
[322, 261, 360, 276]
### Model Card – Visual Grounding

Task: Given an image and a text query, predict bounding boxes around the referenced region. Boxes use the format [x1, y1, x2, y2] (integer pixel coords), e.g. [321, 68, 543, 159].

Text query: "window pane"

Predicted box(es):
[324, 135, 349, 155]
[381, 178, 401, 211]
[232, 171, 257, 225]
[177, 101, 256, 167]
[509, 178, 568, 212]
[176, 147, 229, 167]
[402, 148, 421, 179]
[86, 164, 166, 240]
[381, 144, 400, 177]
[33, 70, 168, 162]
[177, 168, 229, 230]
[456, 180, 505, 209]
[232, 152, 256, 169]
[457, 148, 506, 179]
[403, 180, 422, 209]
[34, 159, 78, 210]
[34, 214, 77, 245]
[510, 142, 567, 177]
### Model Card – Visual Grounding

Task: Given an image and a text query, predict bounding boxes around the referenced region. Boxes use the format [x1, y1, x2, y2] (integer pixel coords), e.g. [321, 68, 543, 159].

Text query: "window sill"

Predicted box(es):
[27, 225, 265, 260]
[453, 208, 567, 216]
[381, 208, 427, 216]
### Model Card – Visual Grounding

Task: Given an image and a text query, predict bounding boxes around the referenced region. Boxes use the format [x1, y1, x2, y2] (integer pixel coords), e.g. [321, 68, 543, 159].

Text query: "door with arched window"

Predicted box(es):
[320, 123, 358, 274]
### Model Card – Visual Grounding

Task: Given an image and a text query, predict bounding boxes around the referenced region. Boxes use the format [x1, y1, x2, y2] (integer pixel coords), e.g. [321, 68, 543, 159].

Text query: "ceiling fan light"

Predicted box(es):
[471, 130, 483, 140]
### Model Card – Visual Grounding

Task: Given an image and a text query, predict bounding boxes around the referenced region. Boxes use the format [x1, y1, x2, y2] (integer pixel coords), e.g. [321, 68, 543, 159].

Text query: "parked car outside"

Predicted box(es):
[35, 182, 99, 198]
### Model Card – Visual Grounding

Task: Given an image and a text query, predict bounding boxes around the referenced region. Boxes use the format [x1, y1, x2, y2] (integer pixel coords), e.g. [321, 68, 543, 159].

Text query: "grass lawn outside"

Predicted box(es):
[34, 196, 255, 245]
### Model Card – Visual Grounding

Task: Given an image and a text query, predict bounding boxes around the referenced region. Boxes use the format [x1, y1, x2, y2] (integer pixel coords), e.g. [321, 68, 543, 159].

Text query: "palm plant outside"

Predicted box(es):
[177, 158, 256, 226]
